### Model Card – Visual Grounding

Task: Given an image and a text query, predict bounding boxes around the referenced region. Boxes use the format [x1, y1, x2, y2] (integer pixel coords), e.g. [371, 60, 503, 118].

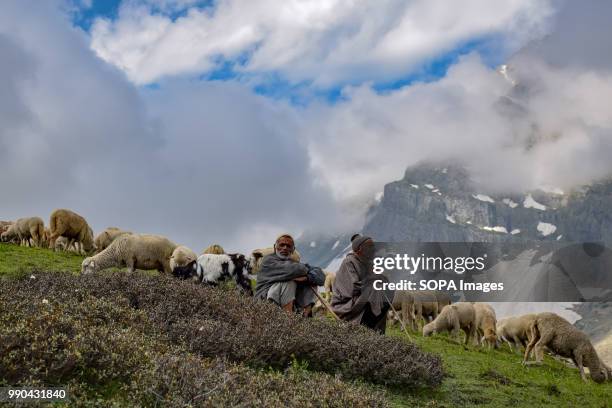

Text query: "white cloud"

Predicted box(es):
[90, 0, 554, 85]
[0, 0, 343, 254]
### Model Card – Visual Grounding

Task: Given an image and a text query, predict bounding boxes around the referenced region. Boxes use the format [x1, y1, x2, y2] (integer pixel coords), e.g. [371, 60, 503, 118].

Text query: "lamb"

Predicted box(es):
[94, 227, 131, 252]
[169, 245, 198, 271]
[202, 244, 225, 255]
[250, 247, 301, 274]
[48, 209, 94, 254]
[1, 217, 45, 247]
[497, 314, 537, 353]
[523, 312, 610, 383]
[172, 253, 253, 295]
[423, 302, 477, 345]
[473, 303, 497, 348]
[81, 233, 177, 275]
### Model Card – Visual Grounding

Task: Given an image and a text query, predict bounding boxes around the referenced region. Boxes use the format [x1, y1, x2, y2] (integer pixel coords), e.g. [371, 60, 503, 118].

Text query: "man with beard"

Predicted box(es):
[331, 234, 391, 333]
[255, 234, 325, 317]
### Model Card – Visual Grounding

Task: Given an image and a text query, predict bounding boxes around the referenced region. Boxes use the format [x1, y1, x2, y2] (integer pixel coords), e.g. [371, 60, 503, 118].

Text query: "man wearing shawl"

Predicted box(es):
[255, 234, 325, 317]
[331, 234, 390, 333]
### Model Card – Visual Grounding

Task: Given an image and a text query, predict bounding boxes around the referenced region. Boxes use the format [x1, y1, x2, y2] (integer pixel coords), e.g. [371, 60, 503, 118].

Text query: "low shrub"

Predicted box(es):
[1, 271, 444, 389]
[0, 282, 388, 407]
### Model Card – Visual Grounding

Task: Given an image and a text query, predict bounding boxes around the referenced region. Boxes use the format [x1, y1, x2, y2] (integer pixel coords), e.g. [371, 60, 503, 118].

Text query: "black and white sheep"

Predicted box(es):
[173, 253, 253, 295]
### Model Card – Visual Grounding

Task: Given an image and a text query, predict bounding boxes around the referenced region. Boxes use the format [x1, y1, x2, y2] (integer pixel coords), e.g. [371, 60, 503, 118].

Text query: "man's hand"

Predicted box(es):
[293, 276, 308, 282]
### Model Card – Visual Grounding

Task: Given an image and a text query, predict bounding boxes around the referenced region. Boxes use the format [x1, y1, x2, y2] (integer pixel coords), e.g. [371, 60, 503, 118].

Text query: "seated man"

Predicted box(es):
[254, 234, 324, 317]
[331, 234, 391, 334]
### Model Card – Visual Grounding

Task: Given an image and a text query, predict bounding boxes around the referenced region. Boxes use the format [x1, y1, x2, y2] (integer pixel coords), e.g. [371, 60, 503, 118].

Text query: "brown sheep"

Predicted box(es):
[94, 227, 131, 252]
[202, 244, 225, 255]
[423, 302, 477, 344]
[523, 312, 610, 383]
[1, 217, 45, 247]
[48, 209, 94, 254]
[497, 314, 537, 353]
[473, 303, 497, 348]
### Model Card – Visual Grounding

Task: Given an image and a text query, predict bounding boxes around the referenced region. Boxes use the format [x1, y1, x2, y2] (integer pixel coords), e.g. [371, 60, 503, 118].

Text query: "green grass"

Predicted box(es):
[1, 242, 610, 407]
[385, 327, 611, 407]
[0, 242, 84, 277]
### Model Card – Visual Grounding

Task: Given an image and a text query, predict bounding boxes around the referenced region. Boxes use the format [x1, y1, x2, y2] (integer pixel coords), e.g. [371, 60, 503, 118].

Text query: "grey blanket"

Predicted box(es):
[254, 253, 309, 300]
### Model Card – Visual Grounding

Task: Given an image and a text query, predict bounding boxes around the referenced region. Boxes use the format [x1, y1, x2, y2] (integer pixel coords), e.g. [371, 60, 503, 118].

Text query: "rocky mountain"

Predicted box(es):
[297, 161, 612, 363]
[364, 161, 612, 243]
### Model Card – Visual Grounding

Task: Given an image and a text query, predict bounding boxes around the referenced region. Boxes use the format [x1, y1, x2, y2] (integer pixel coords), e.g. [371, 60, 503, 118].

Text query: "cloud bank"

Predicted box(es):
[3, 0, 612, 252]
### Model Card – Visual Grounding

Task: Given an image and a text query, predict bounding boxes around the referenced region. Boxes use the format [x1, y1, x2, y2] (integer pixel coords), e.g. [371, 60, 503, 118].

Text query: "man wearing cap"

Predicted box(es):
[331, 234, 390, 333]
[254, 234, 325, 316]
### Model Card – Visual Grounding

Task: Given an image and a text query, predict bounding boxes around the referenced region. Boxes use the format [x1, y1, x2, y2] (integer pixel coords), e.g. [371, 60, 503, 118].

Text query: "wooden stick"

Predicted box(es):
[310, 286, 341, 321]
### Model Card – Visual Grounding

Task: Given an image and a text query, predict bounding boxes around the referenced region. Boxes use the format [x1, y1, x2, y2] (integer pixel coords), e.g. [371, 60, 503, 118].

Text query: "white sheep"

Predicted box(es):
[173, 253, 253, 295]
[524, 312, 610, 383]
[94, 227, 131, 252]
[169, 245, 197, 271]
[496, 314, 537, 353]
[81, 233, 177, 274]
[473, 303, 497, 348]
[0, 217, 45, 247]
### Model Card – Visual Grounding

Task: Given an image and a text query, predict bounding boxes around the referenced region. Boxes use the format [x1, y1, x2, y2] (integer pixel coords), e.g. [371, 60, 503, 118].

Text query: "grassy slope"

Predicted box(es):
[0, 242, 610, 407]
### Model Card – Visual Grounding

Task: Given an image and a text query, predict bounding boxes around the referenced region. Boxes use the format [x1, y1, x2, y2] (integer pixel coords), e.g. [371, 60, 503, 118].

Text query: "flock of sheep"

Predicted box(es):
[0, 209, 255, 293]
[377, 287, 612, 383]
[2, 209, 611, 384]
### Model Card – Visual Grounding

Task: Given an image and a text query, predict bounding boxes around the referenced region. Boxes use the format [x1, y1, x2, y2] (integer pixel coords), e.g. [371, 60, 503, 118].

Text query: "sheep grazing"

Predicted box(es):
[523, 312, 610, 383]
[250, 247, 301, 274]
[412, 291, 440, 329]
[48, 209, 94, 254]
[170, 245, 197, 271]
[497, 314, 537, 353]
[81, 233, 177, 275]
[423, 302, 477, 345]
[0, 217, 45, 247]
[94, 227, 131, 252]
[173, 253, 253, 296]
[473, 303, 497, 348]
[390, 290, 416, 330]
[202, 244, 225, 255]
[0, 221, 12, 236]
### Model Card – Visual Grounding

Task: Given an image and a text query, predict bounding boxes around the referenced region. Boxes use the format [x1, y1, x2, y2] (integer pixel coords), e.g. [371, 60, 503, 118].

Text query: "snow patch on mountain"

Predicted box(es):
[537, 222, 556, 236]
[502, 198, 518, 208]
[473, 194, 495, 203]
[511, 229, 521, 235]
[446, 214, 456, 224]
[524, 194, 546, 210]
[482, 226, 508, 233]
